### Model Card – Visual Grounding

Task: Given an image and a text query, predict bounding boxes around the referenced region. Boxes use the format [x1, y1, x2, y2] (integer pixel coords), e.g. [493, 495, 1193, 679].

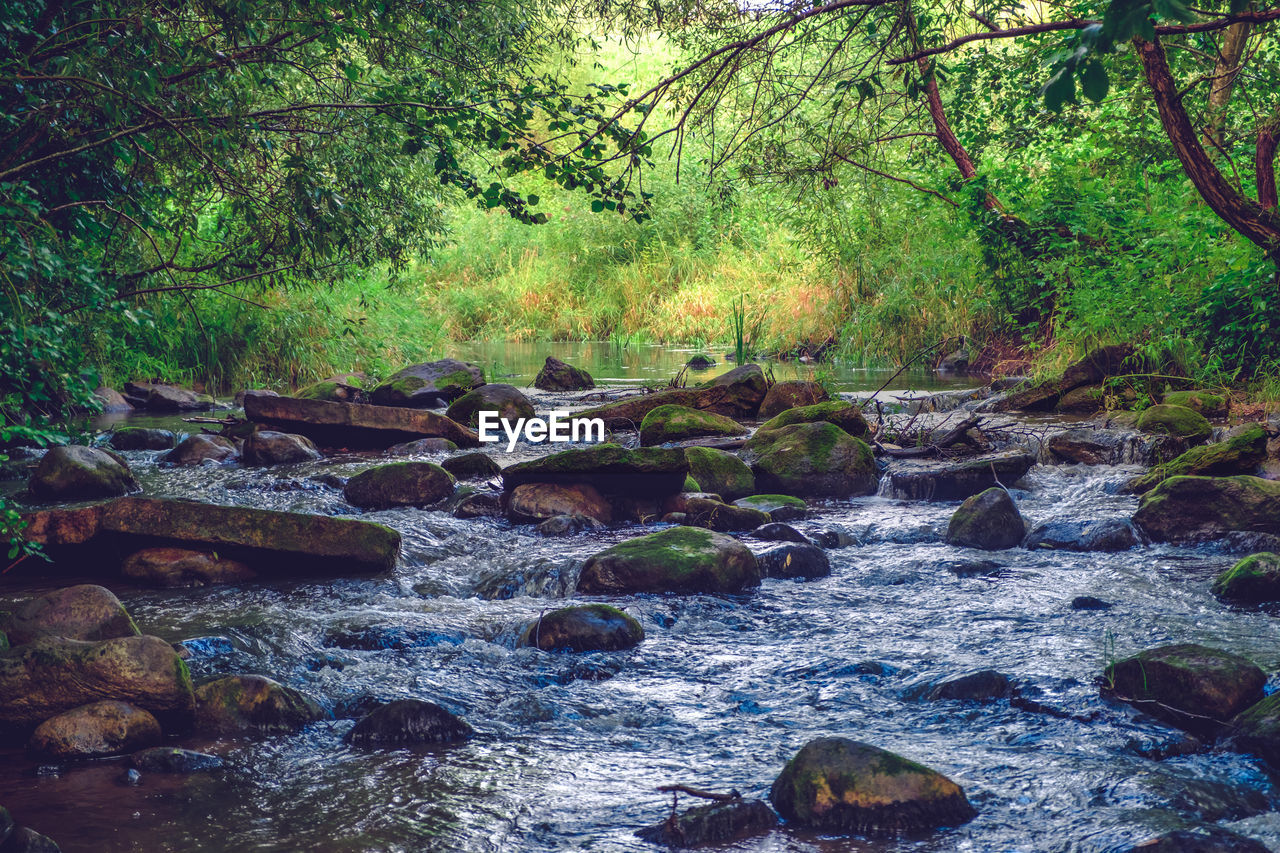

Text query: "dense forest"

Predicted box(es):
[3, 0, 1279, 435]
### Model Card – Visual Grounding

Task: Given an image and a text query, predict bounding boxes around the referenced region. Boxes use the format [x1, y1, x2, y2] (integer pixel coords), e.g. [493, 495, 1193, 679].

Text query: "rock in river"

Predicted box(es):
[243, 392, 480, 449]
[683, 447, 754, 502]
[4, 584, 139, 646]
[1023, 519, 1139, 552]
[108, 428, 176, 451]
[502, 444, 688, 498]
[517, 604, 644, 652]
[758, 381, 830, 419]
[577, 526, 760, 595]
[130, 746, 224, 773]
[1124, 424, 1267, 494]
[945, 488, 1025, 551]
[885, 450, 1034, 501]
[0, 635, 195, 730]
[445, 383, 536, 428]
[195, 675, 324, 735]
[1122, 826, 1271, 853]
[741, 422, 876, 498]
[754, 400, 869, 439]
[1133, 476, 1280, 543]
[1227, 693, 1280, 773]
[344, 462, 456, 509]
[369, 358, 485, 407]
[769, 737, 976, 835]
[508, 483, 612, 524]
[440, 452, 501, 480]
[639, 404, 746, 446]
[1136, 404, 1212, 443]
[757, 543, 831, 580]
[28, 446, 138, 501]
[571, 364, 767, 427]
[1212, 552, 1280, 603]
[1104, 643, 1265, 735]
[635, 798, 778, 847]
[345, 699, 473, 746]
[734, 494, 806, 521]
[535, 356, 594, 391]
[161, 434, 237, 466]
[28, 700, 161, 759]
[242, 430, 321, 466]
[121, 547, 257, 588]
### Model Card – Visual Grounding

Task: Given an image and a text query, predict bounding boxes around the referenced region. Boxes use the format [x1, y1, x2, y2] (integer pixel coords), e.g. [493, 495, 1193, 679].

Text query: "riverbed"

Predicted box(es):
[2, 360, 1278, 853]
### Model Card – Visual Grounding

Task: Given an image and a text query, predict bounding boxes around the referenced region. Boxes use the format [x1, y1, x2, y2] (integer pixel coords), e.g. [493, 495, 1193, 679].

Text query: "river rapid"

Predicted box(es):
[2, 368, 1279, 853]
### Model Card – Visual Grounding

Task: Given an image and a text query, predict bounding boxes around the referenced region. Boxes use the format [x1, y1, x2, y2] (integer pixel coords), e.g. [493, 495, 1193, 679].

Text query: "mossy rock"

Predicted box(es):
[29, 700, 162, 759]
[535, 356, 594, 391]
[769, 737, 976, 835]
[755, 401, 869, 439]
[294, 379, 365, 404]
[1136, 404, 1212, 443]
[683, 474, 701, 491]
[1104, 643, 1265, 735]
[1133, 475, 1280, 543]
[742, 422, 876, 497]
[734, 494, 807, 521]
[445, 383, 536, 428]
[130, 746, 224, 773]
[0, 635, 195, 730]
[29, 445, 138, 501]
[195, 674, 324, 735]
[161, 434, 237, 465]
[685, 354, 717, 368]
[441, 452, 501, 480]
[517, 604, 644, 652]
[5, 584, 140, 645]
[1125, 424, 1266, 494]
[682, 496, 771, 532]
[502, 443, 688, 497]
[1162, 390, 1227, 418]
[1229, 693, 1280, 773]
[344, 462, 456, 509]
[370, 359, 485, 407]
[388, 438, 458, 455]
[345, 698, 473, 746]
[639, 404, 746, 446]
[577, 526, 760, 595]
[108, 427, 177, 451]
[1055, 384, 1106, 414]
[945, 488, 1025, 551]
[759, 381, 831, 419]
[1212, 553, 1280, 603]
[684, 447, 754, 501]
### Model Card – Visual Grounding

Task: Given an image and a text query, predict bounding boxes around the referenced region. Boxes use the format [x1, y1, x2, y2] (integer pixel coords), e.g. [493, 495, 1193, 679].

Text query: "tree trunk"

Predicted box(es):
[1135, 36, 1280, 258]
[1204, 21, 1251, 149]
[1258, 113, 1279, 210]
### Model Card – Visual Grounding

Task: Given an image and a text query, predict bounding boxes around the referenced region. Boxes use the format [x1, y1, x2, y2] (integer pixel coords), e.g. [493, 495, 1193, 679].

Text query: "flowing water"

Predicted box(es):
[2, 357, 1280, 853]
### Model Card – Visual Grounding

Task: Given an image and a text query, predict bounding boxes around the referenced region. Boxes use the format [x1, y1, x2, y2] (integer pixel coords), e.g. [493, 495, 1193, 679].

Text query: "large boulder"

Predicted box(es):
[1228, 694, 1280, 772]
[758, 381, 830, 419]
[572, 364, 768, 427]
[1136, 404, 1212, 443]
[1162, 389, 1228, 418]
[684, 447, 754, 501]
[161, 434, 238, 465]
[22, 497, 401, 575]
[441, 452, 501, 480]
[0, 635, 195, 730]
[121, 547, 257, 588]
[194, 675, 323, 735]
[94, 386, 133, 413]
[754, 400, 869, 439]
[945, 488, 1025, 550]
[294, 376, 367, 404]
[757, 543, 831, 580]
[1124, 424, 1267, 494]
[28, 446, 138, 501]
[635, 798, 778, 847]
[1023, 519, 1140, 552]
[108, 428, 176, 451]
[517, 604, 644, 652]
[1103, 643, 1265, 735]
[991, 344, 1135, 412]
[1134, 476, 1280, 543]
[345, 698, 473, 746]
[741, 422, 876, 497]
[344, 462, 456, 509]
[1212, 553, 1280, 603]
[508, 483, 612, 524]
[243, 392, 480, 449]
[370, 359, 485, 407]
[28, 700, 161, 759]
[577, 526, 760, 595]
[885, 450, 1035, 501]
[535, 356, 594, 391]
[4, 584, 139, 646]
[123, 381, 215, 412]
[502, 444, 688, 498]
[242, 430, 321, 466]
[446, 383, 536, 428]
[639, 404, 746, 446]
[769, 737, 976, 835]
[1045, 427, 1187, 467]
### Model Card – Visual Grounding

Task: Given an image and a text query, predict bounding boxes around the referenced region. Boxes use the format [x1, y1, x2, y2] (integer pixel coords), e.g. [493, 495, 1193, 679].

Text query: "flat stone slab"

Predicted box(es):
[243, 392, 479, 449]
[20, 497, 400, 577]
[502, 444, 688, 497]
[885, 450, 1035, 501]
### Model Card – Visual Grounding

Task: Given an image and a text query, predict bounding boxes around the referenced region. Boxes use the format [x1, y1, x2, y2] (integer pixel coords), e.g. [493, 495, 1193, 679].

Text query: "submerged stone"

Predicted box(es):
[577, 526, 760, 595]
[129, 746, 224, 773]
[1122, 826, 1270, 853]
[734, 494, 806, 521]
[634, 797, 778, 848]
[749, 522, 809, 543]
[345, 698, 473, 746]
[757, 543, 831, 580]
[517, 604, 644, 652]
[925, 670, 1014, 703]
[1023, 519, 1139, 552]
[769, 737, 976, 835]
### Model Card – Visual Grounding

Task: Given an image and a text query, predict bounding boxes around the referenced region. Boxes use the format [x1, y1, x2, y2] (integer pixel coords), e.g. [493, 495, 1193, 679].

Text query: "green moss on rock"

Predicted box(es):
[1125, 424, 1266, 494]
[1162, 390, 1227, 418]
[1136, 404, 1212, 443]
[1212, 553, 1280, 603]
[1134, 475, 1280, 543]
[577, 526, 760, 594]
[743, 422, 876, 497]
[344, 462, 456, 509]
[684, 447, 754, 501]
[195, 674, 324, 735]
[640, 404, 746, 446]
[517, 604, 644, 652]
[1104, 643, 1265, 735]
[755, 401, 869, 438]
[945, 488, 1025, 550]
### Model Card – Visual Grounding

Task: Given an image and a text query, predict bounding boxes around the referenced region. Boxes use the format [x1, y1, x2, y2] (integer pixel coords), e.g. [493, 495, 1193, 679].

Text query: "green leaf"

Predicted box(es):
[1080, 61, 1109, 102]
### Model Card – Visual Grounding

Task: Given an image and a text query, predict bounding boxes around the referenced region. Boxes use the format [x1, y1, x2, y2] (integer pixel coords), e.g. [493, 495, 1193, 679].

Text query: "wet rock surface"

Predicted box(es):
[345, 699, 473, 746]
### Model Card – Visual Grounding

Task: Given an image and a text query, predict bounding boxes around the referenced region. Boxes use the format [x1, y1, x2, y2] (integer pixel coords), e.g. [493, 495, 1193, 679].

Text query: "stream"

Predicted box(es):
[2, 354, 1279, 853]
